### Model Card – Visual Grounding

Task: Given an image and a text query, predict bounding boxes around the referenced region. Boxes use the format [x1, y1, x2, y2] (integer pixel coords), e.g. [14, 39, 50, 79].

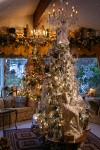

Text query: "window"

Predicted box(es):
[0, 58, 27, 96]
[6, 58, 27, 88]
[75, 57, 100, 96]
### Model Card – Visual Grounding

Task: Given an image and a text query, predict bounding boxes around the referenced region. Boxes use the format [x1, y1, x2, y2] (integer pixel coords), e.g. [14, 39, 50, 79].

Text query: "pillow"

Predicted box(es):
[96, 88, 100, 97]
[15, 96, 26, 108]
[3, 96, 15, 108]
[89, 100, 99, 115]
[0, 98, 4, 108]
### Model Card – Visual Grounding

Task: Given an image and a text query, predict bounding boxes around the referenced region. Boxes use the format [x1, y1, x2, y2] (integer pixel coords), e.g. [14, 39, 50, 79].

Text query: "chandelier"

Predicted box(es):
[30, 25, 54, 44]
[48, 0, 78, 45]
[48, 0, 78, 27]
[31, 25, 56, 43]
[32, 25, 48, 38]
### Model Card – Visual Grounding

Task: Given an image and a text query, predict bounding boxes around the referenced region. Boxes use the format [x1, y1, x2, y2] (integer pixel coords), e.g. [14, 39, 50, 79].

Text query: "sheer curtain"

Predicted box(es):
[0, 59, 4, 97]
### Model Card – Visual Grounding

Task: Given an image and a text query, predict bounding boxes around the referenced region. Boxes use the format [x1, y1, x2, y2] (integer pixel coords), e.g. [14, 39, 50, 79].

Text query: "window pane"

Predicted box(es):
[75, 57, 100, 96]
[6, 58, 27, 88]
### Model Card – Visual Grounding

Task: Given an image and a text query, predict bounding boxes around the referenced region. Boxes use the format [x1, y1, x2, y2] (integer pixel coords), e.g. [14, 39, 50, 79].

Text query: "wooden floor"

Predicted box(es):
[0, 120, 100, 138]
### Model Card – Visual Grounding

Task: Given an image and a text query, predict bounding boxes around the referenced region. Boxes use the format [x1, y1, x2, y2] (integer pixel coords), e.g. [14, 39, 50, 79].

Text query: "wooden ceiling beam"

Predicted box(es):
[33, 0, 52, 28]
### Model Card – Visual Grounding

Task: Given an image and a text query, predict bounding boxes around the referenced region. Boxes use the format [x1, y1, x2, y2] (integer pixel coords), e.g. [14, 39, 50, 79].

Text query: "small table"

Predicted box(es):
[0, 108, 17, 135]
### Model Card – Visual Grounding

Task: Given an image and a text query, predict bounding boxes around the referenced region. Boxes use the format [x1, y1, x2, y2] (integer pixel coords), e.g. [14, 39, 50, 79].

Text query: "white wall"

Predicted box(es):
[0, 0, 40, 30]
[0, 15, 33, 30]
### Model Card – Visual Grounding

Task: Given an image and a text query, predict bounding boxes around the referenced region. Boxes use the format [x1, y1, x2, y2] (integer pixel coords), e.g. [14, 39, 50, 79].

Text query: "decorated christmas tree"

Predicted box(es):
[33, 0, 89, 143]
[18, 46, 44, 107]
[33, 40, 89, 142]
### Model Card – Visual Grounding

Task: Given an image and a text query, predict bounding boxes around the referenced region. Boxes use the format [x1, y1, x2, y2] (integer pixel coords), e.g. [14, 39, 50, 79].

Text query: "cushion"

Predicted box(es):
[89, 100, 100, 115]
[16, 107, 33, 113]
[0, 98, 4, 108]
[3, 96, 15, 108]
[28, 98, 38, 107]
[96, 88, 100, 97]
[15, 96, 26, 108]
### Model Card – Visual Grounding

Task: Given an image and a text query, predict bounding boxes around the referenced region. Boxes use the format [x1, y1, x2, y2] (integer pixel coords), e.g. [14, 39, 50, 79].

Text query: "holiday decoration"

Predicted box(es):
[0, 26, 52, 57]
[0, 26, 100, 57]
[56, 26, 69, 45]
[32, 15, 89, 142]
[18, 46, 44, 107]
[69, 27, 100, 51]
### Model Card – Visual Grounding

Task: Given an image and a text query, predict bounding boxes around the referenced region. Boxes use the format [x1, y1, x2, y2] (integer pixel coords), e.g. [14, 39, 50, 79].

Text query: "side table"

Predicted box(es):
[0, 108, 17, 135]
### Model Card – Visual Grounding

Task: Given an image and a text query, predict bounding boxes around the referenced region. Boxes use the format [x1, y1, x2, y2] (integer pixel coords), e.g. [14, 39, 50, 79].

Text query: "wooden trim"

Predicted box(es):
[33, 0, 52, 28]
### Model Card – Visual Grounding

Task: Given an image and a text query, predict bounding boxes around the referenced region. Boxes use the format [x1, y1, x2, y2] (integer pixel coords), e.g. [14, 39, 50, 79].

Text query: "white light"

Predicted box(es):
[31, 30, 33, 36]
[48, 0, 78, 27]
[66, 2, 68, 5]
[53, 3, 55, 7]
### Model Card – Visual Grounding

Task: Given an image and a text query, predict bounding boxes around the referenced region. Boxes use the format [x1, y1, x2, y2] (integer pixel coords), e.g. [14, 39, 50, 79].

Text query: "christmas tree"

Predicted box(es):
[18, 46, 44, 107]
[33, 30, 89, 143]
[32, 0, 89, 142]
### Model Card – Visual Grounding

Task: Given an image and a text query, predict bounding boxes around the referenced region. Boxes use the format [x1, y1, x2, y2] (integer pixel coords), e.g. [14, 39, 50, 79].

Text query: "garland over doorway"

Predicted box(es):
[0, 26, 100, 57]
[0, 26, 52, 57]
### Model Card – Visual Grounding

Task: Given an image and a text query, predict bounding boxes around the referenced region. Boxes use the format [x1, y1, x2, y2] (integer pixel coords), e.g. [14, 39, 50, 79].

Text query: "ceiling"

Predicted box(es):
[39, 0, 100, 31]
[0, 0, 39, 29]
[0, 0, 100, 31]
[0, 0, 38, 17]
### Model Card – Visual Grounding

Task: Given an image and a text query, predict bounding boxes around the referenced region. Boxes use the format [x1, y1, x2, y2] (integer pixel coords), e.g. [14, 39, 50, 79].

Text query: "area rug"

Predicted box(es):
[81, 132, 100, 150]
[4, 128, 100, 150]
[4, 128, 42, 150]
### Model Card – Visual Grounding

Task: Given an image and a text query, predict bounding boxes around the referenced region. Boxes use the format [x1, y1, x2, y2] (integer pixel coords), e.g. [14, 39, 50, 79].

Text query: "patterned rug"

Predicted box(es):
[4, 128, 100, 150]
[82, 132, 100, 150]
[4, 128, 42, 150]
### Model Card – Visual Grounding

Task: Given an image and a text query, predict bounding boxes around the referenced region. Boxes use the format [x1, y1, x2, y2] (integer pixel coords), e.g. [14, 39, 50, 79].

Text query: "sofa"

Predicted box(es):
[0, 96, 37, 127]
[85, 97, 100, 124]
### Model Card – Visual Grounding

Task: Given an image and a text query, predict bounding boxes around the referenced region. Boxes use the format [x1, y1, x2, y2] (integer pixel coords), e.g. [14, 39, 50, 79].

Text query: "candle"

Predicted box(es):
[53, 3, 55, 7]
[66, 2, 68, 5]
[53, 3, 55, 17]
[53, 9, 55, 17]
[58, 9, 60, 17]
[33, 29, 36, 37]
[45, 30, 47, 37]
[48, 12, 50, 18]
[31, 30, 33, 36]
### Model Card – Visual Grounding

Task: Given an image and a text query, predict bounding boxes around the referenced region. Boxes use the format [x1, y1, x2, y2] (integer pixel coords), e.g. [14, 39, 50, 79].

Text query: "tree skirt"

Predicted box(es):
[4, 128, 100, 150]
